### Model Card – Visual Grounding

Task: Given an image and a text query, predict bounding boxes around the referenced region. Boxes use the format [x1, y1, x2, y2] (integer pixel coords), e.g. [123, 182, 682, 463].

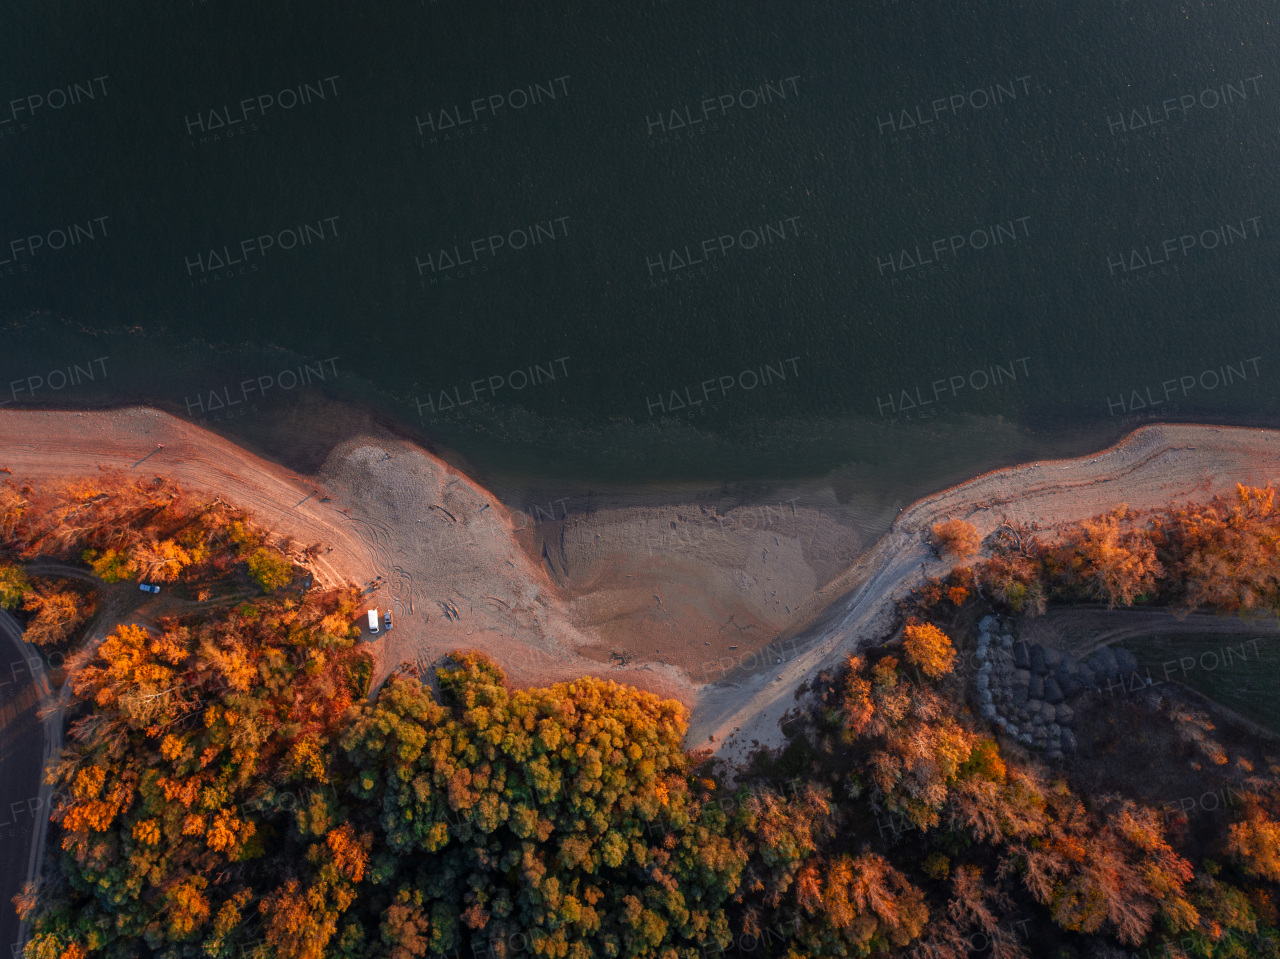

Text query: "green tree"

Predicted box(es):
[247, 547, 294, 593]
[0, 561, 29, 609]
[339, 652, 746, 959]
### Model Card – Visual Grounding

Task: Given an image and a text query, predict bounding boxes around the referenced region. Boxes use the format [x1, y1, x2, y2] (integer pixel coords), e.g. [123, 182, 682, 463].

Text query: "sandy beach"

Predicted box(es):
[2, 408, 1277, 764]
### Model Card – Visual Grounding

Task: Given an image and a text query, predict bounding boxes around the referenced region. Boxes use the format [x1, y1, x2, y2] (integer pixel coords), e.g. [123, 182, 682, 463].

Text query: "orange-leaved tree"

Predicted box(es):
[840, 654, 985, 830]
[955, 771, 1197, 947]
[931, 519, 981, 558]
[792, 851, 929, 956]
[1157, 483, 1280, 614]
[1227, 803, 1280, 883]
[17, 587, 367, 959]
[911, 865, 1028, 959]
[20, 578, 95, 647]
[739, 783, 834, 907]
[901, 620, 957, 679]
[1044, 504, 1163, 608]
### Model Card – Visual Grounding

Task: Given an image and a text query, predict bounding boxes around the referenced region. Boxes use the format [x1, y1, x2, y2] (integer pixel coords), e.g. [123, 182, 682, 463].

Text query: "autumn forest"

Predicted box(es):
[2, 477, 1280, 959]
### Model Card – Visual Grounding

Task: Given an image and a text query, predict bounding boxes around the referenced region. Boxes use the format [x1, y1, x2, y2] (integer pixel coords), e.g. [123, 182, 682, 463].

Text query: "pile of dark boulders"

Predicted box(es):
[974, 615, 1140, 760]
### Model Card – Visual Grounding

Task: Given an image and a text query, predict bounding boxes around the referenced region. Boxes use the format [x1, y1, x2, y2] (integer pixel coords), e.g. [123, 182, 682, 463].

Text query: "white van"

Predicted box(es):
[367, 609, 379, 634]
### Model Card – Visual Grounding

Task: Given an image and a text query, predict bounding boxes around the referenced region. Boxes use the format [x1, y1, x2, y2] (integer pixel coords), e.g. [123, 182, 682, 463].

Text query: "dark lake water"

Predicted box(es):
[2, 0, 1278, 487]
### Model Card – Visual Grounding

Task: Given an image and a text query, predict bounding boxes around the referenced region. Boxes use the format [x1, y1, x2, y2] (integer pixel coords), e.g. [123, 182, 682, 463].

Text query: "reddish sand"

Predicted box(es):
[0, 408, 693, 698]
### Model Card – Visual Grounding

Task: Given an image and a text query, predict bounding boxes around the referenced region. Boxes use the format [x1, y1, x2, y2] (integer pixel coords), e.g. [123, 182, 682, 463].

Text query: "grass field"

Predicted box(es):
[1131, 633, 1280, 734]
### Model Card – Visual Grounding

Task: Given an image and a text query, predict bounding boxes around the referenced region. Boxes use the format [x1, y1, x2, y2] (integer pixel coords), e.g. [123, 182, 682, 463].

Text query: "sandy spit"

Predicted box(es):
[1, 409, 1277, 765]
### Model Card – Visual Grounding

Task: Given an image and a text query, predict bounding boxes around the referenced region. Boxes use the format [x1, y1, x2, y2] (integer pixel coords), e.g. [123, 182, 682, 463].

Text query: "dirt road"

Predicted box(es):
[1017, 607, 1280, 657]
[0, 610, 52, 958]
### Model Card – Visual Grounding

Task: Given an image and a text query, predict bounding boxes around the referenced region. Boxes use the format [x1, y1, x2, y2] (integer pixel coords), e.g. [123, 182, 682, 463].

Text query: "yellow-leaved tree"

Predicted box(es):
[902, 620, 957, 679]
[1227, 805, 1280, 882]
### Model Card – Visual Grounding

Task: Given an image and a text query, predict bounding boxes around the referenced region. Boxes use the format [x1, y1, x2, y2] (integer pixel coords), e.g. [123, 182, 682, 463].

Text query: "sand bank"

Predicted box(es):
[1, 409, 1277, 763]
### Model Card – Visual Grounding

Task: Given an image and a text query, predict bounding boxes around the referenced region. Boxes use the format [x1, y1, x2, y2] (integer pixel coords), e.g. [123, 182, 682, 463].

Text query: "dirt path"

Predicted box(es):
[1163, 679, 1280, 742]
[1016, 607, 1280, 657]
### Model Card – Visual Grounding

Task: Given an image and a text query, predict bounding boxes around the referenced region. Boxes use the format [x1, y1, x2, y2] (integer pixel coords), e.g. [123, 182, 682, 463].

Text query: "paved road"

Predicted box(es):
[0, 565, 156, 959]
[0, 611, 51, 959]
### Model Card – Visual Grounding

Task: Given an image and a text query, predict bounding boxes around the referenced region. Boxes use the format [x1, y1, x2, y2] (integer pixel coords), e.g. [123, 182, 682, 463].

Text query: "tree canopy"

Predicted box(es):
[13, 477, 1280, 959]
[930, 520, 980, 559]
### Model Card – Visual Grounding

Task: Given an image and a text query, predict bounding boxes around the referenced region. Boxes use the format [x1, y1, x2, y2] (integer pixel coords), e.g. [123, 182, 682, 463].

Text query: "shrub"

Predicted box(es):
[345, 653, 374, 699]
[922, 853, 951, 881]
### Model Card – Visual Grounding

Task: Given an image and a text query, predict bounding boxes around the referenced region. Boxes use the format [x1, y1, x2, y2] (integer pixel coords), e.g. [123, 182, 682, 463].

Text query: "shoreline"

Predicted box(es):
[0, 381, 1157, 502]
[2, 408, 1278, 763]
[692, 422, 1280, 764]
